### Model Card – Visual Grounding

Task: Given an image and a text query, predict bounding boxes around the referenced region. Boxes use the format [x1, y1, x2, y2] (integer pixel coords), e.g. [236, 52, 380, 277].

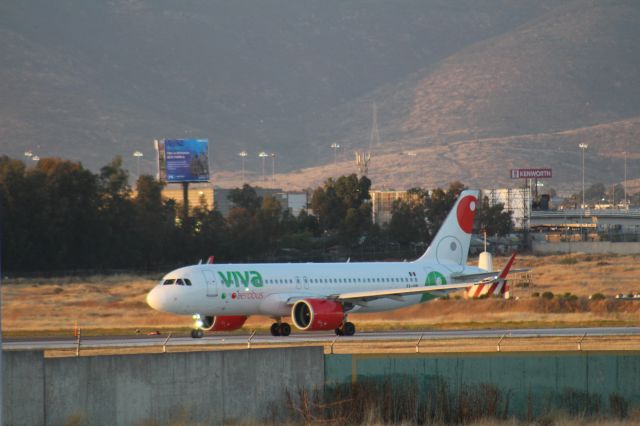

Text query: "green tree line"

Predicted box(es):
[0, 156, 511, 273]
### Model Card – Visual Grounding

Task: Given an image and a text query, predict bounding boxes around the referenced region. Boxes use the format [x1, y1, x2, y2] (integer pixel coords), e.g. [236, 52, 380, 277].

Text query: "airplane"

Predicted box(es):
[146, 189, 520, 338]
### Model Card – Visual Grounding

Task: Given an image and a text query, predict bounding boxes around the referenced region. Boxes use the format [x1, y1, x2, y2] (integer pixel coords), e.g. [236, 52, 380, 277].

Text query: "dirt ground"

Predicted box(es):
[3, 253, 640, 335]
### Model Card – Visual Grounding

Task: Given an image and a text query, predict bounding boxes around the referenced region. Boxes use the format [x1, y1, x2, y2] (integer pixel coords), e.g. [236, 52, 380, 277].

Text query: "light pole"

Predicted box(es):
[330, 143, 340, 167]
[270, 153, 276, 184]
[133, 151, 143, 177]
[238, 151, 248, 183]
[259, 152, 269, 182]
[579, 143, 588, 208]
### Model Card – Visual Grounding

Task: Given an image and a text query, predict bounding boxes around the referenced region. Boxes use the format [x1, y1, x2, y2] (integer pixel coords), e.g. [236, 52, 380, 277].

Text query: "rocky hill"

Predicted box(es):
[1, 1, 638, 192]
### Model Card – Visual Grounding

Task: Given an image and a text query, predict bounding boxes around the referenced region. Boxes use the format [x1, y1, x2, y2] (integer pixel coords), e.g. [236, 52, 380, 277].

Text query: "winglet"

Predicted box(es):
[498, 252, 517, 279]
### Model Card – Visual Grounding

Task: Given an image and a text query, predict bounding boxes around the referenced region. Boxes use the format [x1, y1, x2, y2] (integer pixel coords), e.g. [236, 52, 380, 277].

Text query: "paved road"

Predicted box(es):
[4, 327, 640, 351]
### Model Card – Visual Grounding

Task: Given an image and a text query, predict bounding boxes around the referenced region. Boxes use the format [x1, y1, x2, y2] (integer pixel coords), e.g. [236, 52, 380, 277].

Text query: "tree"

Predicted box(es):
[228, 184, 262, 213]
[387, 188, 430, 245]
[97, 156, 136, 267]
[257, 195, 283, 255]
[426, 182, 467, 238]
[133, 175, 177, 267]
[310, 174, 373, 246]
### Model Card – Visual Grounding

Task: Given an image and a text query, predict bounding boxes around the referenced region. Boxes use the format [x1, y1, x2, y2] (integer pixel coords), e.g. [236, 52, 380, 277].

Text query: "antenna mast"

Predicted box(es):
[355, 102, 378, 176]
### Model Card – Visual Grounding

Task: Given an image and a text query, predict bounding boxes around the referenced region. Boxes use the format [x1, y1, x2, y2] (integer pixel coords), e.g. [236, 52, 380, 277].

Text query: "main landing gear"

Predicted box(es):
[191, 329, 204, 338]
[270, 321, 291, 336]
[335, 321, 356, 336]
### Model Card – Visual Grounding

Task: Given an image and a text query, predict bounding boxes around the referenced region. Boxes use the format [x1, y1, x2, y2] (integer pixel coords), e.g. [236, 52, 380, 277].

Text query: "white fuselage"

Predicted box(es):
[146, 260, 485, 318]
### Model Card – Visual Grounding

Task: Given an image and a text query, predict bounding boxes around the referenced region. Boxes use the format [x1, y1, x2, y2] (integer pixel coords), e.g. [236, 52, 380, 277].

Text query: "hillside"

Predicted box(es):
[1, 1, 639, 191]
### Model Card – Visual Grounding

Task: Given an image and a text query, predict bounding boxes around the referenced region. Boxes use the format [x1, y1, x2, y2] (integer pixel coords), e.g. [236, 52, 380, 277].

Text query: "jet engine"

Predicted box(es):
[291, 299, 343, 331]
[201, 315, 247, 331]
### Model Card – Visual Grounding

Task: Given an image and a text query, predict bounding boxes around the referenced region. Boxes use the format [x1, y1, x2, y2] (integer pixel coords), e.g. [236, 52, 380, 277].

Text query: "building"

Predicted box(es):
[275, 191, 308, 216]
[370, 190, 420, 225]
[161, 185, 307, 216]
[162, 183, 215, 210]
[481, 188, 532, 229]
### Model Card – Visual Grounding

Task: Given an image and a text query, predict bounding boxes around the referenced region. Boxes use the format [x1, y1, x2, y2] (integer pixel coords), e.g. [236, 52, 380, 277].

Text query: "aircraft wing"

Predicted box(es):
[450, 268, 528, 282]
[333, 252, 519, 303]
[333, 281, 476, 302]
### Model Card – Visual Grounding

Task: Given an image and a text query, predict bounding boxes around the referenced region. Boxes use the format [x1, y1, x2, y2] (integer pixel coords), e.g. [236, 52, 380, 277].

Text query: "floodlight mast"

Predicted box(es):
[330, 143, 340, 169]
[259, 152, 269, 181]
[270, 153, 276, 184]
[238, 151, 248, 183]
[578, 143, 588, 208]
[133, 151, 143, 178]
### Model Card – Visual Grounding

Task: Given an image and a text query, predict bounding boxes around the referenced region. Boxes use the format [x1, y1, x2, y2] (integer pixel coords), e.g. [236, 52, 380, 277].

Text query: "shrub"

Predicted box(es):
[590, 293, 606, 301]
[531, 292, 540, 297]
[558, 257, 578, 265]
[542, 291, 554, 300]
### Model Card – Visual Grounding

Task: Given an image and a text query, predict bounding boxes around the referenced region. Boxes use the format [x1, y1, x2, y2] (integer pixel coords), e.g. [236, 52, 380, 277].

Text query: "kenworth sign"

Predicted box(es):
[510, 168, 552, 179]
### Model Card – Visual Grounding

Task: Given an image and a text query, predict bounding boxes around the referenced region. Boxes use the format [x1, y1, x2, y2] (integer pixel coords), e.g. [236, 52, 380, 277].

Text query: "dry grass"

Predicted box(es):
[3, 254, 640, 336]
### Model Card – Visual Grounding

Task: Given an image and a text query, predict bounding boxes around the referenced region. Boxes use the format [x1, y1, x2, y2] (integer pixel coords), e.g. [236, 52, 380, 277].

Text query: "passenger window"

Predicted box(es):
[176, 279, 185, 286]
[185, 279, 192, 286]
[163, 279, 175, 285]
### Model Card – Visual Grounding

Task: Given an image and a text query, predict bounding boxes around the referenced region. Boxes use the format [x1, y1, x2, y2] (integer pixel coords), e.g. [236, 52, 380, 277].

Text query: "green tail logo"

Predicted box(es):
[421, 271, 447, 302]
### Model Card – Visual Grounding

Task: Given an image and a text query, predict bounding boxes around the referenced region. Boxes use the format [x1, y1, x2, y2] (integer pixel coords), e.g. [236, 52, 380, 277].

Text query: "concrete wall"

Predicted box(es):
[3, 347, 324, 426]
[325, 351, 640, 418]
[7, 348, 640, 423]
[532, 240, 640, 255]
[2, 351, 45, 426]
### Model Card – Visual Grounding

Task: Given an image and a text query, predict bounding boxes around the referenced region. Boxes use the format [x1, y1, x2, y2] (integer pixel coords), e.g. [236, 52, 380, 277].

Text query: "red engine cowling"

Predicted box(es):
[201, 315, 247, 331]
[291, 299, 343, 331]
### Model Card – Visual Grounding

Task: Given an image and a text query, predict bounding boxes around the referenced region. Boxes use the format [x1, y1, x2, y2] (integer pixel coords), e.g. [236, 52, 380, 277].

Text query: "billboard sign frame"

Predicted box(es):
[155, 138, 210, 183]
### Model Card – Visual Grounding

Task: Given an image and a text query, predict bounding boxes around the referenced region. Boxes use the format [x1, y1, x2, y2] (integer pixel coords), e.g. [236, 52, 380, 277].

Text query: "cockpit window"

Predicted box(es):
[176, 279, 185, 286]
[184, 278, 192, 286]
[163, 279, 175, 285]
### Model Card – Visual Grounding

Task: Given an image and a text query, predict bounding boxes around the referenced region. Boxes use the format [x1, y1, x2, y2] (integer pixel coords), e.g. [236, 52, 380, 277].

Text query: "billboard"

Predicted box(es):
[510, 168, 552, 179]
[155, 139, 209, 183]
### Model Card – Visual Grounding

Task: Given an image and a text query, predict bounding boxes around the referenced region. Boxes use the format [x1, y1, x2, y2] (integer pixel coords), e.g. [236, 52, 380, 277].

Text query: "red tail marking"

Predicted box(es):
[498, 252, 517, 279]
[473, 284, 485, 298]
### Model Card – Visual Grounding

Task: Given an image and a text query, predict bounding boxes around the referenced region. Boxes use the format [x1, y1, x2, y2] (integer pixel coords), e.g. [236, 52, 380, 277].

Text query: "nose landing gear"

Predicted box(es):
[191, 314, 204, 338]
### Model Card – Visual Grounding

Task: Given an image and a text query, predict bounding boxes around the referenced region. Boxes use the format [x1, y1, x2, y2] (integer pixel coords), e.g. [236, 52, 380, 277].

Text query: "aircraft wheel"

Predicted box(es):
[335, 327, 344, 336]
[279, 323, 291, 336]
[191, 329, 204, 339]
[270, 323, 281, 336]
[343, 322, 356, 336]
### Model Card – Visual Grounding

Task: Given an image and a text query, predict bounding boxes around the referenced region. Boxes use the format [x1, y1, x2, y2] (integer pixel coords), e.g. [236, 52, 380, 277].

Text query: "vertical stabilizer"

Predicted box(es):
[415, 189, 479, 265]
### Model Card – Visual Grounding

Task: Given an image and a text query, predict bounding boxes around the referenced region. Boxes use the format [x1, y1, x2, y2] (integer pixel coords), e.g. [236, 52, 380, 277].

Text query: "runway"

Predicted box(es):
[4, 326, 640, 351]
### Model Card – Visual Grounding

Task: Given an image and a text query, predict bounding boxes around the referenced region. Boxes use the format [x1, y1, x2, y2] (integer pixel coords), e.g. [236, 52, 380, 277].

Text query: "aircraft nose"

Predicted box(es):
[146, 286, 163, 311]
